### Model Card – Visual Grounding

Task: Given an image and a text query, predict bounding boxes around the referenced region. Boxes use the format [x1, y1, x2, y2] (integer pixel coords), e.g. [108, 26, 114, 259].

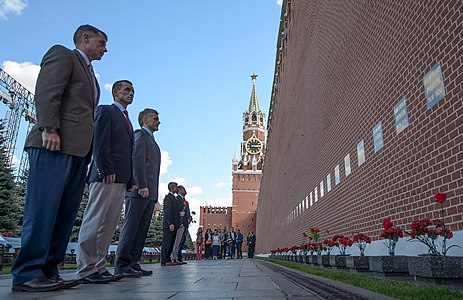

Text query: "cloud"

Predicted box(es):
[215, 182, 226, 188]
[104, 83, 112, 91]
[276, 0, 283, 6]
[0, 0, 27, 20]
[160, 149, 171, 175]
[187, 186, 202, 195]
[173, 177, 186, 185]
[2, 60, 39, 92]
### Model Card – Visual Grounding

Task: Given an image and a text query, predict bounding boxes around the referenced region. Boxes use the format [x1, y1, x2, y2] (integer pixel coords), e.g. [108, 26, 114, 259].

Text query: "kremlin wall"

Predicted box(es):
[256, 0, 463, 255]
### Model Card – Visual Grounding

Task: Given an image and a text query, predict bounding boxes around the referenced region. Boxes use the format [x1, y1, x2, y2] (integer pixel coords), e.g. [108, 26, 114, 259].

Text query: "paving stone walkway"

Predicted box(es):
[0, 259, 396, 299]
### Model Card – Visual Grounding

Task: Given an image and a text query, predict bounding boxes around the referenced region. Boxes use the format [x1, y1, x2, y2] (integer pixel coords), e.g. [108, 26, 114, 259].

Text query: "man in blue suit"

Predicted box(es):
[115, 108, 161, 276]
[11, 24, 107, 292]
[76, 80, 135, 283]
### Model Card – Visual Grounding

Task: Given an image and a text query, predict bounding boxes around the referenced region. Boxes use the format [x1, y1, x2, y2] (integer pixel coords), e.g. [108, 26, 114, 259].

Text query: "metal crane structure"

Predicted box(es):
[0, 67, 36, 180]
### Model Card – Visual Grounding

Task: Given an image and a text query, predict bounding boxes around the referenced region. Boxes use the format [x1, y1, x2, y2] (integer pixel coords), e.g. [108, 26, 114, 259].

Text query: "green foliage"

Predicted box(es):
[260, 258, 463, 300]
[183, 229, 194, 250]
[112, 210, 125, 244]
[70, 185, 89, 242]
[0, 120, 22, 235]
[145, 209, 163, 247]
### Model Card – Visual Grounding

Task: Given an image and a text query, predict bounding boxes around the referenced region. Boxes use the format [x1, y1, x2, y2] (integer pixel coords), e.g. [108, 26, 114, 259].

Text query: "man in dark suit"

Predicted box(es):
[172, 185, 191, 264]
[115, 108, 161, 277]
[11, 25, 107, 292]
[76, 80, 135, 283]
[161, 182, 180, 266]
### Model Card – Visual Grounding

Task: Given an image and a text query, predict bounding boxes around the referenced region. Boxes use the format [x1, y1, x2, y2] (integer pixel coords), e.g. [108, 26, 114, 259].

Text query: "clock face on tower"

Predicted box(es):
[245, 137, 263, 155]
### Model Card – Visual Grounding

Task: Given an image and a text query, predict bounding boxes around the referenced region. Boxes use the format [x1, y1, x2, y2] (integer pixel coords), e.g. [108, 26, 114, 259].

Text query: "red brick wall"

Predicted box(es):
[256, 0, 463, 253]
[199, 206, 232, 230]
[232, 172, 261, 250]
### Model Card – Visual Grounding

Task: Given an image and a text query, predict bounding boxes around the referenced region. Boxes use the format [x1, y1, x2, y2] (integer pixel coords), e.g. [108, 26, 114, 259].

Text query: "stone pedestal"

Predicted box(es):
[345, 256, 370, 273]
[408, 256, 463, 284]
[369, 256, 409, 278]
[329, 255, 348, 270]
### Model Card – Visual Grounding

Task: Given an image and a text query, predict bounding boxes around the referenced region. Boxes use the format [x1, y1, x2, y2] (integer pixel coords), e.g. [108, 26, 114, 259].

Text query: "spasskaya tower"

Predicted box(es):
[231, 73, 266, 241]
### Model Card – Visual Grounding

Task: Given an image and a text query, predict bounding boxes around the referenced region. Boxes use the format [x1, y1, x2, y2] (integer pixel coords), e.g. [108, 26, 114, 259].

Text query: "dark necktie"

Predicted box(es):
[88, 64, 98, 103]
[122, 110, 133, 131]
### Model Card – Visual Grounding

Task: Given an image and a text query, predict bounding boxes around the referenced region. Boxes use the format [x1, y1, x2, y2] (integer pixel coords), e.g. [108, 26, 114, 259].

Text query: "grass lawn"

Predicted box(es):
[257, 258, 463, 300]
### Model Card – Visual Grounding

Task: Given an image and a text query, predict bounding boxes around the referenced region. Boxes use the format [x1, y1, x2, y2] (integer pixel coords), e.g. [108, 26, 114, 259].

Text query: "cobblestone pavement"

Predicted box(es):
[0, 259, 396, 299]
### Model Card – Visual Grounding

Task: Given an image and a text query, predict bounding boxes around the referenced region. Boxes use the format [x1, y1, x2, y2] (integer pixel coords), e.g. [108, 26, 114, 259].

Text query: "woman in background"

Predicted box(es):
[195, 227, 203, 260]
[204, 228, 213, 259]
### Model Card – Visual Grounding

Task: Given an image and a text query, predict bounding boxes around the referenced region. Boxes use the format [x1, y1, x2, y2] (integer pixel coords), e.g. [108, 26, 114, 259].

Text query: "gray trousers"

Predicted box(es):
[171, 227, 185, 261]
[115, 198, 156, 273]
[76, 182, 126, 278]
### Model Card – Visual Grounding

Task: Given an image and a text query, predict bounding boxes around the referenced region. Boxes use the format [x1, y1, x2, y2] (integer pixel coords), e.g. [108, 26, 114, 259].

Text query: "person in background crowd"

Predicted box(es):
[220, 227, 228, 259]
[204, 228, 212, 259]
[248, 232, 256, 258]
[228, 227, 236, 259]
[217, 228, 223, 259]
[195, 227, 203, 260]
[211, 229, 220, 259]
[236, 229, 243, 259]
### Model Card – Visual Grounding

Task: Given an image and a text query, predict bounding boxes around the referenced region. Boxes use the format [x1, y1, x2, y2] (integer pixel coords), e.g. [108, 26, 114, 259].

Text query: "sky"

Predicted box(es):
[0, 0, 283, 237]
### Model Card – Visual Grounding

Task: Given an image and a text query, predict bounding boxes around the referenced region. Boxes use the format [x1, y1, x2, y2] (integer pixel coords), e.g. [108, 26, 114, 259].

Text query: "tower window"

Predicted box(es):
[252, 114, 257, 121]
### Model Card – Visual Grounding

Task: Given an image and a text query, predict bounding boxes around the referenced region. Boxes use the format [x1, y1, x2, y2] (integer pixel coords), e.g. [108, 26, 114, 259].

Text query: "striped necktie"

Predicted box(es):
[123, 110, 133, 131]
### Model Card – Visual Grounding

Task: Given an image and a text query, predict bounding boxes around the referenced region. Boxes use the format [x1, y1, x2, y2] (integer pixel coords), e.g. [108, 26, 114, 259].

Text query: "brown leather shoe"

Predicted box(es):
[12, 276, 63, 292]
[49, 274, 81, 289]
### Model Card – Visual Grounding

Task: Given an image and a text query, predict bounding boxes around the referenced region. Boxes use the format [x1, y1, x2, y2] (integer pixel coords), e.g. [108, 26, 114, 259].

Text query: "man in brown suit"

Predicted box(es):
[11, 24, 107, 292]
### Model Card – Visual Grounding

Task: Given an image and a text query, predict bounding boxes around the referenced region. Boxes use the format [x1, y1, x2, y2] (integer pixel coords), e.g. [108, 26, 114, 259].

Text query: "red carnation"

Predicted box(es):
[434, 193, 446, 203]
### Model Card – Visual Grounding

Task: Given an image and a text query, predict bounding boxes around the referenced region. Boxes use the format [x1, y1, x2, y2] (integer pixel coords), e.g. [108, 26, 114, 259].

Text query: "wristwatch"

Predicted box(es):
[40, 126, 57, 133]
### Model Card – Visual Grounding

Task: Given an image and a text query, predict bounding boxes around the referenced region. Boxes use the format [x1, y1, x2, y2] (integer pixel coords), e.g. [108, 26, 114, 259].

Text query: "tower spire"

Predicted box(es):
[247, 73, 261, 113]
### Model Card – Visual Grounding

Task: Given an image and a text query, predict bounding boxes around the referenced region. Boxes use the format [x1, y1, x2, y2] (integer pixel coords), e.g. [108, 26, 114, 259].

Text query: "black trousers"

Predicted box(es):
[161, 228, 177, 264]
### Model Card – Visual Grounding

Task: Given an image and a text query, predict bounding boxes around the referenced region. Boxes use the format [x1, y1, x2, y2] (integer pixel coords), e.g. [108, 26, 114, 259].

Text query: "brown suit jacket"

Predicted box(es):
[25, 45, 98, 157]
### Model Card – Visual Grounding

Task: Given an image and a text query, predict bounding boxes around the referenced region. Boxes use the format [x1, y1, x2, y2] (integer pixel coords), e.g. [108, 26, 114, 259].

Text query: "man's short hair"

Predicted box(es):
[73, 24, 108, 45]
[138, 108, 159, 127]
[168, 182, 178, 191]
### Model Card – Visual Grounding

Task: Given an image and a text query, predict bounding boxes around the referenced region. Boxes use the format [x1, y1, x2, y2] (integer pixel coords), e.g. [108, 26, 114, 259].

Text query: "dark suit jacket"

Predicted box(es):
[88, 104, 133, 187]
[176, 195, 191, 228]
[126, 129, 161, 202]
[163, 193, 181, 229]
[25, 45, 98, 157]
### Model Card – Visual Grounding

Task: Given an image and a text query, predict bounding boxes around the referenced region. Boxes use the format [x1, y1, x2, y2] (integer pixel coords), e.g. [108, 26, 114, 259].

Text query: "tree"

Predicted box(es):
[70, 185, 89, 242]
[145, 209, 163, 247]
[183, 230, 194, 250]
[112, 210, 125, 244]
[0, 120, 21, 235]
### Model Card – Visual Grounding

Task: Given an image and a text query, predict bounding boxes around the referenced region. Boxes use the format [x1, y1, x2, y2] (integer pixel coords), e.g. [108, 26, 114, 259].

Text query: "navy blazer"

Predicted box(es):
[176, 195, 191, 228]
[88, 104, 133, 188]
[126, 129, 161, 202]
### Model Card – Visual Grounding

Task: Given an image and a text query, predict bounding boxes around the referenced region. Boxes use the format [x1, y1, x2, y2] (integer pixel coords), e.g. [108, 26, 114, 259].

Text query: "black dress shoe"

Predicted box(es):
[119, 268, 142, 278]
[49, 274, 81, 289]
[101, 271, 125, 281]
[138, 269, 153, 276]
[80, 272, 112, 284]
[12, 276, 63, 292]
